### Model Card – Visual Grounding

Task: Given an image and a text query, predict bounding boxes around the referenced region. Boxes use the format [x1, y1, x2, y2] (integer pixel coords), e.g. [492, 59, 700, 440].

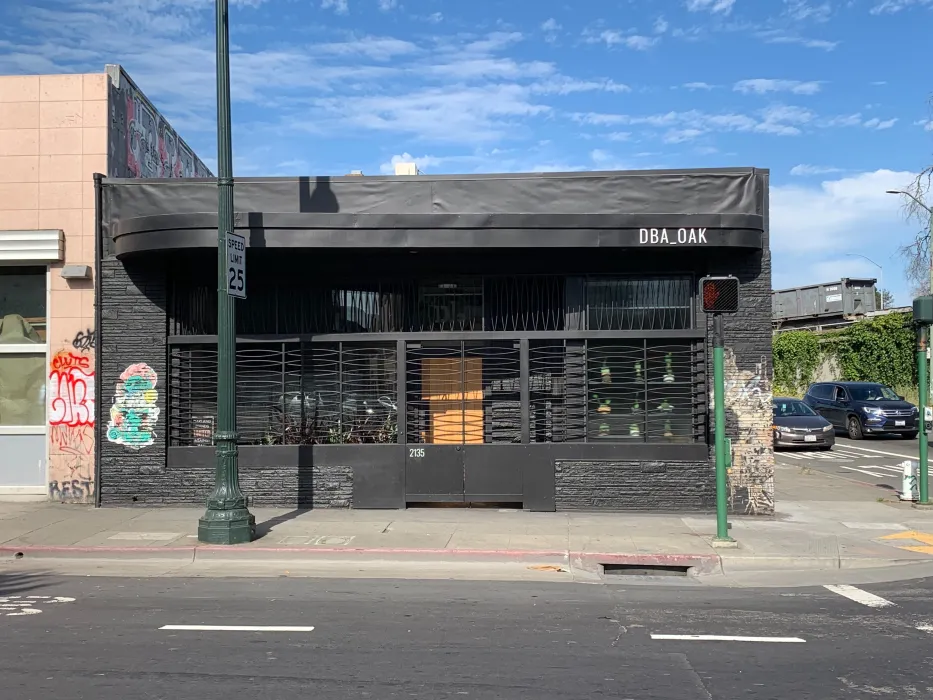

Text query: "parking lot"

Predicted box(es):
[775, 434, 924, 495]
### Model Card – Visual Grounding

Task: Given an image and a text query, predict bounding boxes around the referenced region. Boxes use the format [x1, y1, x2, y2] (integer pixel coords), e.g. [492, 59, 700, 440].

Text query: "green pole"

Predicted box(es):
[712, 314, 733, 543]
[198, 0, 254, 544]
[919, 325, 929, 505]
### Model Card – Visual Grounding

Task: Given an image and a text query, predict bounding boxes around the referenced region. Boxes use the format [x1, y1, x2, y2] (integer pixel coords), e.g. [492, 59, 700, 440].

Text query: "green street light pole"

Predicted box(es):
[917, 325, 929, 504]
[889, 189, 933, 507]
[198, 0, 255, 544]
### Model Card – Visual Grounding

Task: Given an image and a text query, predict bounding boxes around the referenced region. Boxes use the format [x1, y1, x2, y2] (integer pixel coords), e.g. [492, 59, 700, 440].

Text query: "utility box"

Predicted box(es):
[913, 296, 933, 324]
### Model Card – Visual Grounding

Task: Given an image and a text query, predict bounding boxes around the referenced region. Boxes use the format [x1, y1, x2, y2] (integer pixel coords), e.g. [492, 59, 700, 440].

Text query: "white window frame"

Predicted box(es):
[0, 265, 50, 497]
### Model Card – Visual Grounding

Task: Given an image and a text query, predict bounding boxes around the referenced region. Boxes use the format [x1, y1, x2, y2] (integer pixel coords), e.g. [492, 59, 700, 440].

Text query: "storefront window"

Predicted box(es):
[586, 277, 692, 331]
[0, 266, 47, 343]
[0, 352, 46, 426]
[586, 340, 699, 443]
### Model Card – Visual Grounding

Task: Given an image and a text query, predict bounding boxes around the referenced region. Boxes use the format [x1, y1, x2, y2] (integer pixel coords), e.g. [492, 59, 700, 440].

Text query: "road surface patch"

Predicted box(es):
[841, 522, 906, 530]
[650, 634, 805, 643]
[823, 584, 896, 608]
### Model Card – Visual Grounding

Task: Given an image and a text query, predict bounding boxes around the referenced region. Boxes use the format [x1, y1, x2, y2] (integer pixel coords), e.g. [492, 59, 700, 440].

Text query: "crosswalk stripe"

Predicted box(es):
[824, 584, 896, 608]
[841, 466, 889, 478]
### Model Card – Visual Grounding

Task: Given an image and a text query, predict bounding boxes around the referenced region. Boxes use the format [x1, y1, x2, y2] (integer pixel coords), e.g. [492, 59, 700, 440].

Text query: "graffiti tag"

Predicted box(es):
[48, 353, 95, 428]
[72, 329, 96, 351]
[107, 363, 160, 449]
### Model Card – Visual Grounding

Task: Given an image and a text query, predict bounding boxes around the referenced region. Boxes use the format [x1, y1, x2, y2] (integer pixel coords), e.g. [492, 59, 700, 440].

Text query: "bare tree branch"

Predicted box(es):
[896, 94, 933, 297]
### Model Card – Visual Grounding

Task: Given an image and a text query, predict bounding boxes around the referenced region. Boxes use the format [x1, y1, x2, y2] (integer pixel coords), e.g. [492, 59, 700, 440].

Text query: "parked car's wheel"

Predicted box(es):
[818, 446, 833, 451]
[904, 431, 919, 440]
[847, 416, 864, 440]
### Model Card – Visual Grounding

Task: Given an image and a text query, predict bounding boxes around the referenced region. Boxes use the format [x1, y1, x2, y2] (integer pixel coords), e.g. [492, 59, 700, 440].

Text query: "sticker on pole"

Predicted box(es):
[226, 231, 246, 299]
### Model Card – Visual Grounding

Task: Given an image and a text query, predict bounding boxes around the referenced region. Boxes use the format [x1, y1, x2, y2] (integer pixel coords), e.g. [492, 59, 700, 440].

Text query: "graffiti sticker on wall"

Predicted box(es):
[107, 363, 160, 449]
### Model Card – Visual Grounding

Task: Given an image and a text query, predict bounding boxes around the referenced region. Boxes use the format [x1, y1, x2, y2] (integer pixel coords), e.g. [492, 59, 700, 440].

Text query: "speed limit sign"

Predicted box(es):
[225, 231, 246, 299]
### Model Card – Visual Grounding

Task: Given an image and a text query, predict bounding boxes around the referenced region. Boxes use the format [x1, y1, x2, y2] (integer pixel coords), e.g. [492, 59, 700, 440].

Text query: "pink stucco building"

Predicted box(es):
[0, 65, 209, 502]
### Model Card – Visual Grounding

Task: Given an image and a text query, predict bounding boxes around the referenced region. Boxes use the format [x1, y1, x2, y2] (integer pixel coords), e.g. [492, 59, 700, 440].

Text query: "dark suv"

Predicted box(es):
[803, 381, 918, 440]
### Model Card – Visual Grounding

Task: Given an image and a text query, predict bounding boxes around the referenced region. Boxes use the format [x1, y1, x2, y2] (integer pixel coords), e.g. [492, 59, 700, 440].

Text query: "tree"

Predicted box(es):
[875, 288, 895, 309]
[896, 97, 933, 297]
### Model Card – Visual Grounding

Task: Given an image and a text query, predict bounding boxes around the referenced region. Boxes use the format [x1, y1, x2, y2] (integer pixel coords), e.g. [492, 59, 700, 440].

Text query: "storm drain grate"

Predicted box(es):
[600, 563, 690, 577]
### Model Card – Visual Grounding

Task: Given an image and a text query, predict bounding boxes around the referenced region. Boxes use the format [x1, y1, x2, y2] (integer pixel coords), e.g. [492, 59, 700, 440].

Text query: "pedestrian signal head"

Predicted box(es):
[699, 276, 739, 314]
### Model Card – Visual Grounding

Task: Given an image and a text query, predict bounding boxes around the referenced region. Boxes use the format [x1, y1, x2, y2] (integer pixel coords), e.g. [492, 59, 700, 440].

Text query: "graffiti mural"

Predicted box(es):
[107, 363, 160, 449]
[718, 351, 774, 516]
[47, 349, 96, 503]
[107, 66, 212, 180]
[48, 352, 95, 429]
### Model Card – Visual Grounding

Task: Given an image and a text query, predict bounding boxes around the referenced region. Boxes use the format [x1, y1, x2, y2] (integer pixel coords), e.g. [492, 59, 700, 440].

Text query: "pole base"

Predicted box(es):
[911, 502, 933, 510]
[711, 537, 739, 549]
[198, 508, 256, 545]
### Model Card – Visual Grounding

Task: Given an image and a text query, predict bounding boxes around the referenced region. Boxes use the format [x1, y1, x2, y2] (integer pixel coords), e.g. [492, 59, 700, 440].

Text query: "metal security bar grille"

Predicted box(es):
[405, 342, 521, 444]
[529, 341, 587, 443]
[586, 277, 692, 331]
[169, 342, 398, 445]
[171, 275, 690, 335]
[586, 340, 704, 443]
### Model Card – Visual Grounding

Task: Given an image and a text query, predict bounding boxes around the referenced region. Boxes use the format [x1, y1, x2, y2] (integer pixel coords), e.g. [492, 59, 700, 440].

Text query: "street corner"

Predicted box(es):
[876, 530, 933, 556]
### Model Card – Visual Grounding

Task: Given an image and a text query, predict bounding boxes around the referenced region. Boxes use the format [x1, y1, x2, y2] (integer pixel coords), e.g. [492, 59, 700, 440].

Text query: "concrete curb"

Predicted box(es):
[2, 545, 922, 576]
[0, 545, 721, 574]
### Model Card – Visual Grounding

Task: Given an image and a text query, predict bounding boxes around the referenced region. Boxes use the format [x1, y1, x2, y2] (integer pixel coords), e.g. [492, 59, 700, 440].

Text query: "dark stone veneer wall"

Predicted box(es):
[99, 244, 771, 514]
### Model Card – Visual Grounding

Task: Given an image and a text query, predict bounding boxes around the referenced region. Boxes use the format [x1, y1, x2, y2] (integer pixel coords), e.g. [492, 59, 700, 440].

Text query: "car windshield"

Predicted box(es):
[773, 401, 817, 417]
[849, 384, 899, 401]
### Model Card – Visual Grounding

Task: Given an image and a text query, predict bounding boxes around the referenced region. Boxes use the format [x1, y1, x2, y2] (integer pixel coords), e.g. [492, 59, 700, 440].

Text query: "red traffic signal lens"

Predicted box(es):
[700, 277, 739, 313]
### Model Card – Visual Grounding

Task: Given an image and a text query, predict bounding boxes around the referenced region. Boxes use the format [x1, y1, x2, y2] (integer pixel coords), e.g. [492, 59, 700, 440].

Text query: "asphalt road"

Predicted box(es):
[2, 572, 933, 699]
[775, 434, 924, 494]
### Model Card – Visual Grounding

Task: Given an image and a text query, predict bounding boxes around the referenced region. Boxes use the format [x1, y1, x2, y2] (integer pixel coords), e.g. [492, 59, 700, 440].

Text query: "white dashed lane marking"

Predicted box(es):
[824, 585, 896, 608]
[650, 634, 806, 643]
[160, 625, 315, 632]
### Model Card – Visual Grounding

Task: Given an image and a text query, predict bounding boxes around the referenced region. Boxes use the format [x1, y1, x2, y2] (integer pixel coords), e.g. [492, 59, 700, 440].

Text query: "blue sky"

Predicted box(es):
[2, 0, 932, 304]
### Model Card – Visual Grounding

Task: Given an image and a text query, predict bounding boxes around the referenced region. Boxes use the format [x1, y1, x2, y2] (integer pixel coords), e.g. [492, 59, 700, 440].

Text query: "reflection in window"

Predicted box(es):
[586, 277, 691, 331]
[0, 266, 46, 343]
[0, 353, 46, 426]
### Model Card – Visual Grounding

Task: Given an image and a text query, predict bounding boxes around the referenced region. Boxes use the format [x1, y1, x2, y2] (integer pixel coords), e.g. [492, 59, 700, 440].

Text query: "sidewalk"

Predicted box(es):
[2, 465, 933, 581]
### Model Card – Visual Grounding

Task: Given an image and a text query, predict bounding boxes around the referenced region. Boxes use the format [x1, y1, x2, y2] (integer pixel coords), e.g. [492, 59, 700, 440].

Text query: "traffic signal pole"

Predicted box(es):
[712, 313, 734, 544]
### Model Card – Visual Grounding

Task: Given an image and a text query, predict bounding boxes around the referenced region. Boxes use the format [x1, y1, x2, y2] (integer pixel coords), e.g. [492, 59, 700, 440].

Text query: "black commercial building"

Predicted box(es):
[95, 168, 774, 514]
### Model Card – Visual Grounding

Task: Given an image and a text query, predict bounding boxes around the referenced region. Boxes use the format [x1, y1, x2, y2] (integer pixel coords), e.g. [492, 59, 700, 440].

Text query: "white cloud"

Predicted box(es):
[653, 16, 669, 33]
[686, 0, 736, 14]
[541, 18, 561, 32]
[756, 31, 838, 50]
[682, 81, 716, 90]
[733, 79, 822, 95]
[871, 0, 933, 14]
[771, 169, 916, 254]
[584, 29, 658, 50]
[377, 0, 398, 10]
[379, 152, 447, 174]
[322, 0, 349, 14]
[915, 119, 933, 132]
[790, 164, 844, 176]
[825, 113, 899, 130]
[783, 0, 833, 22]
[863, 117, 898, 130]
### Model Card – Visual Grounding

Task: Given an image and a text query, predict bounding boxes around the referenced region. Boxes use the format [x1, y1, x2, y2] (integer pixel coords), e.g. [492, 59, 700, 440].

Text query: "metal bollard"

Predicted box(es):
[899, 460, 919, 502]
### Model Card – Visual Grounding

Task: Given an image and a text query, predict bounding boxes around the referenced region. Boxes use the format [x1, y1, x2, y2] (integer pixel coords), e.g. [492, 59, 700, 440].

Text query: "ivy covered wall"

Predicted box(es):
[773, 313, 917, 398]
